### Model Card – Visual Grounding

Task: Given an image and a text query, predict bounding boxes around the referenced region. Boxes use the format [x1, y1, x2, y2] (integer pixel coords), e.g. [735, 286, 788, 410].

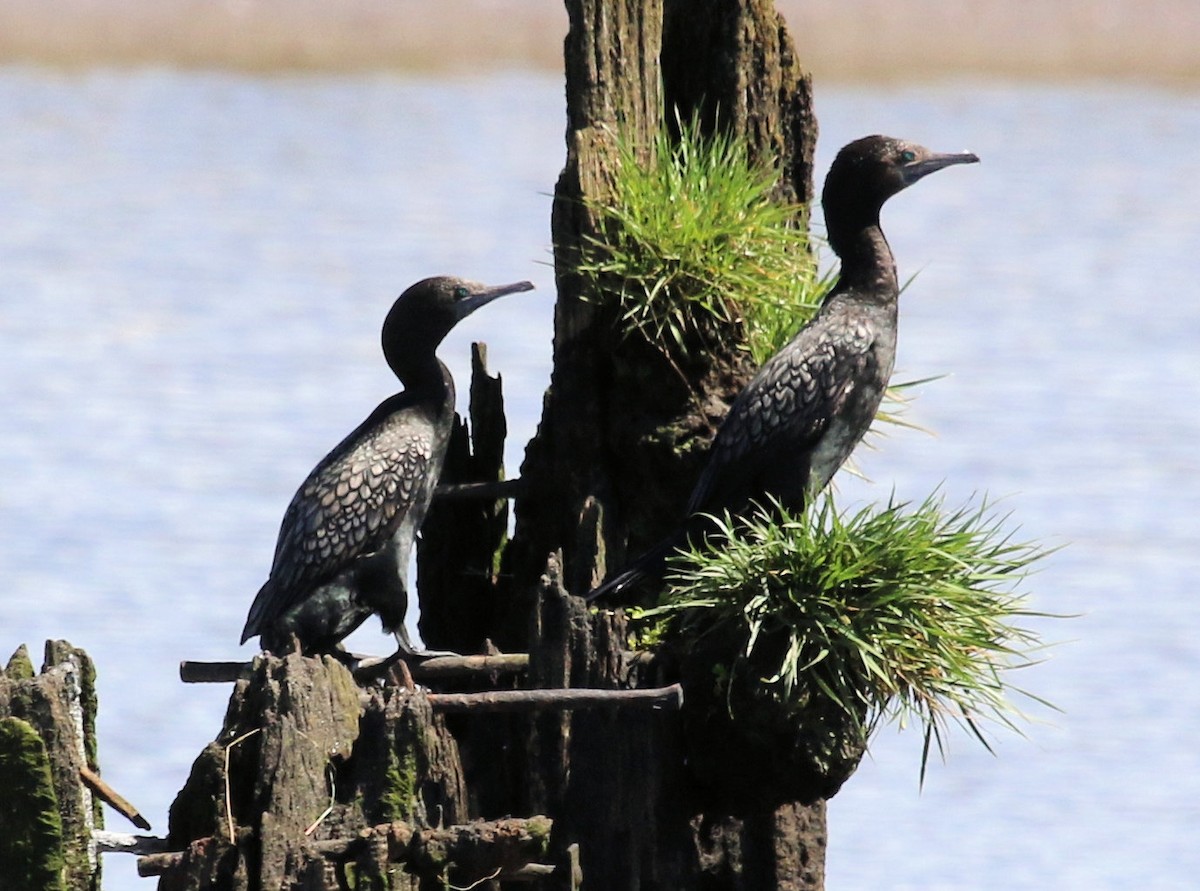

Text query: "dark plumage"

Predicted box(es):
[241, 276, 533, 654]
[588, 135, 979, 601]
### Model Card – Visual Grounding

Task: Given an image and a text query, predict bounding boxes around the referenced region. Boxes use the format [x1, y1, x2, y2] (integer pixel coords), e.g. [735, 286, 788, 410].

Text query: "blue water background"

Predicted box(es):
[0, 68, 1197, 888]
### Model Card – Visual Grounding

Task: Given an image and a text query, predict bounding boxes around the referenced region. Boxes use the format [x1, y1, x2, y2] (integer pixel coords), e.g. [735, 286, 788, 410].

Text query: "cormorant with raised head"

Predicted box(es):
[588, 135, 978, 602]
[241, 276, 533, 655]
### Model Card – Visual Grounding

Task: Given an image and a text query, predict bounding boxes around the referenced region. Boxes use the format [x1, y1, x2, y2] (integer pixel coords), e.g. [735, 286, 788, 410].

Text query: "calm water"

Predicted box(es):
[1, 68, 1197, 889]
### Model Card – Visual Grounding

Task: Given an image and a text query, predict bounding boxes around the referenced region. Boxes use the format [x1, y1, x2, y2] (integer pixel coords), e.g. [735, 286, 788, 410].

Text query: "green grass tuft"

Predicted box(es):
[634, 492, 1055, 775]
[577, 112, 831, 365]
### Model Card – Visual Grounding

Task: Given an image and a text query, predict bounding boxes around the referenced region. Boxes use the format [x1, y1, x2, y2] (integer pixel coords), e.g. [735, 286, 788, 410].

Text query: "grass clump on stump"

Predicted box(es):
[578, 112, 830, 366]
[633, 493, 1052, 809]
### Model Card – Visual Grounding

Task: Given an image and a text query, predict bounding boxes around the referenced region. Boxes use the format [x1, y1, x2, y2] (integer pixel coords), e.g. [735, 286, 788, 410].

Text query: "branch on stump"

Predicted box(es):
[179, 652, 532, 685]
[93, 830, 169, 855]
[79, 764, 150, 830]
[180, 650, 655, 685]
[139, 815, 554, 883]
[435, 479, 527, 501]
[427, 683, 683, 714]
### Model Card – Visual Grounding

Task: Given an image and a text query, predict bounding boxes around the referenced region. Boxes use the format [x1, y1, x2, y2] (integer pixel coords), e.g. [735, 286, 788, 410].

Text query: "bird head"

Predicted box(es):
[823, 135, 979, 218]
[381, 276, 533, 373]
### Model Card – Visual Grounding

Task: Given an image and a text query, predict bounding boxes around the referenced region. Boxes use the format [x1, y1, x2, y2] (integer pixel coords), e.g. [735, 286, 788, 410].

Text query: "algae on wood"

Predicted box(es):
[0, 641, 103, 891]
[162, 653, 470, 889]
[0, 716, 67, 891]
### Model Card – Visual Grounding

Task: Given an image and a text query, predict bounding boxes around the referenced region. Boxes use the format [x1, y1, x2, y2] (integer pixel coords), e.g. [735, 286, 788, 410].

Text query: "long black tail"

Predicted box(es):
[584, 529, 689, 603]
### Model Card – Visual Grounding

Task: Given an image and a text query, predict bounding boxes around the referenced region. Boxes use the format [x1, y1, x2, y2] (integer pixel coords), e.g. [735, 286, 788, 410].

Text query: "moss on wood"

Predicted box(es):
[0, 716, 67, 891]
[5, 644, 35, 681]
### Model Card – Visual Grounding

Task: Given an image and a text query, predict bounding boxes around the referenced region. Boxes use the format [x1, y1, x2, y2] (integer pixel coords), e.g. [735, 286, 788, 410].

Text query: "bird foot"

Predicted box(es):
[347, 644, 463, 685]
[390, 629, 460, 663]
[398, 645, 461, 661]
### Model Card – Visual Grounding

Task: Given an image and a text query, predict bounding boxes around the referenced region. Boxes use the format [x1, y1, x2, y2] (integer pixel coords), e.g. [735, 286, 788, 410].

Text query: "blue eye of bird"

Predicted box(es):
[899, 149, 916, 163]
[453, 286, 469, 299]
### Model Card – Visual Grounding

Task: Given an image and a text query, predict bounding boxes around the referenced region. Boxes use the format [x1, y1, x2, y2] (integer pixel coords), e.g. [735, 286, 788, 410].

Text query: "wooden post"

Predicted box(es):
[0, 642, 105, 891]
[495, 0, 826, 887]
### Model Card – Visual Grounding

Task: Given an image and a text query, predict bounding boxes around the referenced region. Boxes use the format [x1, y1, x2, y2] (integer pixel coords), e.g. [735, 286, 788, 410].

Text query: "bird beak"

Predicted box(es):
[902, 150, 980, 185]
[456, 280, 535, 318]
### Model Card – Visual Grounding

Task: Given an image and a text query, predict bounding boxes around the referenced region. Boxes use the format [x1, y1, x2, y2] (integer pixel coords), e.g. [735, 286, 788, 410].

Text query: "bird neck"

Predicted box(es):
[387, 351, 453, 403]
[829, 216, 899, 302]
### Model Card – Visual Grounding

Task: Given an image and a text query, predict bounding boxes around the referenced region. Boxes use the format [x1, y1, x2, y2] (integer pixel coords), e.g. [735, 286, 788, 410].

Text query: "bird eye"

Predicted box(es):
[453, 286, 469, 299]
[899, 149, 916, 163]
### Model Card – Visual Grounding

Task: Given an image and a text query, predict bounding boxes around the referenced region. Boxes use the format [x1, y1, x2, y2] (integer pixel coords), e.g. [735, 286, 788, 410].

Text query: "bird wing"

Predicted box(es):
[686, 312, 877, 517]
[241, 401, 439, 640]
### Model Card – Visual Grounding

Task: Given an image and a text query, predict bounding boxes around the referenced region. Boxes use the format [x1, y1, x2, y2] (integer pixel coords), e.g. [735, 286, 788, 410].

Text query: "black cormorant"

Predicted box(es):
[241, 276, 533, 654]
[588, 135, 978, 601]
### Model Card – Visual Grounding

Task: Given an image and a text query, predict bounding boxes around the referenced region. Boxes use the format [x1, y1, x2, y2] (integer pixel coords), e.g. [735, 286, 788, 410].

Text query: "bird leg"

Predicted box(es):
[391, 628, 461, 662]
[347, 631, 461, 686]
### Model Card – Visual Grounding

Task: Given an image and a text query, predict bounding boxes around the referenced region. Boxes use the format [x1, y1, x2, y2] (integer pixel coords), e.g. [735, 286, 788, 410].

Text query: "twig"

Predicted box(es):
[304, 763, 336, 836]
[434, 478, 526, 501]
[79, 765, 151, 830]
[223, 728, 262, 842]
[426, 683, 683, 714]
[449, 866, 502, 890]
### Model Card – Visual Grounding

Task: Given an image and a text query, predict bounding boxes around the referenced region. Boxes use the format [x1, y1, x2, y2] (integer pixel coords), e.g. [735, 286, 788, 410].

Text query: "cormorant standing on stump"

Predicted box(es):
[241, 276, 533, 655]
[588, 135, 978, 602]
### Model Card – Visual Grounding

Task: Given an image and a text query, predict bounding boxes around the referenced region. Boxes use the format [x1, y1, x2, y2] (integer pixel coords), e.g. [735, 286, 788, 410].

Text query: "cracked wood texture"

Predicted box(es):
[161, 653, 470, 890]
[492, 1, 825, 888]
[0, 641, 103, 891]
[506, 0, 818, 597]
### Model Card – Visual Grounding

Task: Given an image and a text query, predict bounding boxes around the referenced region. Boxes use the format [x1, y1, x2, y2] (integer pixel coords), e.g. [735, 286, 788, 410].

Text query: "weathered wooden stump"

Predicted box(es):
[55, 2, 834, 888]
[159, 652, 486, 890]
[0, 641, 104, 891]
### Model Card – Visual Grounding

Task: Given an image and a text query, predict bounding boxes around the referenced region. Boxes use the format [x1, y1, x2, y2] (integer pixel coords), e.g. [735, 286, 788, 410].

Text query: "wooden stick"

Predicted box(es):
[92, 830, 171, 856]
[434, 478, 526, 500]
[178, 660, 250, 683]
[79, 764, 151, 830]
[137, 851, 183, 877]
[426, 683, 683, 714]
[412, 652, 529, 680]
[180, 652, 531, 684]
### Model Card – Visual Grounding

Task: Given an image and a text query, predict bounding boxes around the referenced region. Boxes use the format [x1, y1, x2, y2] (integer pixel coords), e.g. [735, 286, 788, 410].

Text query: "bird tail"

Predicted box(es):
[239, 580, 274, 644]
[584, 531, 686, 603]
